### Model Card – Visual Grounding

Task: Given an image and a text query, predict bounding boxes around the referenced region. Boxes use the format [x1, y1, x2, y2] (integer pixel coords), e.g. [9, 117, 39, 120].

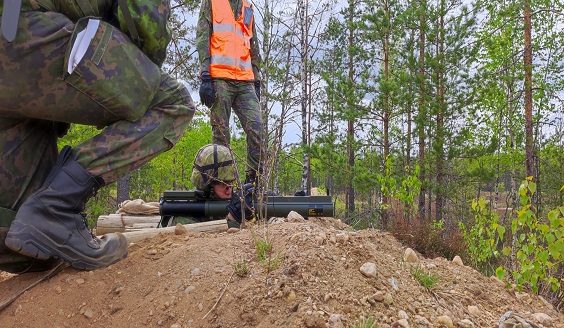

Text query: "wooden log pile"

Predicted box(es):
[95, 199, 228, 243]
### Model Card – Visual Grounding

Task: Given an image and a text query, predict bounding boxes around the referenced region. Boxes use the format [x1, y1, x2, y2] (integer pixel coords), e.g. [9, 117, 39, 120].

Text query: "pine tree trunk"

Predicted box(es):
[417, 0, 427, 221]
[523, 0, 534, 182]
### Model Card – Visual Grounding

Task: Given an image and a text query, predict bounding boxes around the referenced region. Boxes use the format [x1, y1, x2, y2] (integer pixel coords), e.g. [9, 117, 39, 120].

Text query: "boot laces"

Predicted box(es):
[80, 212, 96, 239]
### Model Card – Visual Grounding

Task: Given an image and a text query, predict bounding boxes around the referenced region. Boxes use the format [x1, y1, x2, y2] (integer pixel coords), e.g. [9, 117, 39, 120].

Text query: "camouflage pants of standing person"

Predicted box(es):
[210, 79, 263, 178]
[0, 10, 195, 272]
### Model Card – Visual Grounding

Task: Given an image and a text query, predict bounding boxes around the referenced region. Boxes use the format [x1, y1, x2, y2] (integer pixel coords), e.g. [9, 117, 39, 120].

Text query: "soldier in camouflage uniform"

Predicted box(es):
[189, 144, 240, 228]
[0, 0, 195, 272]
[177, 144, 253, 229]
[195, 0, 264, 186]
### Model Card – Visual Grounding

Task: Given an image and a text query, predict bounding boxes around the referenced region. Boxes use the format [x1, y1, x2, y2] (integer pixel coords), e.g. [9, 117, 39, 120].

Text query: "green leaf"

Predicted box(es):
[548, 209, 559, 225]
[497, 225, 505, 240]
[537, 251, 549, 264]
[495, 266, 506, 280]
[549, 240, 564, 260]
[528, 181, 537, 194]
[546, 233, 555, 244]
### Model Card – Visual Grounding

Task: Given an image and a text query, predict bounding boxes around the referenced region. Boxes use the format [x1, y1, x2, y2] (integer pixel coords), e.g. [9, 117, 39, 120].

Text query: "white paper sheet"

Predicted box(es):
[67, 19, 100, 74]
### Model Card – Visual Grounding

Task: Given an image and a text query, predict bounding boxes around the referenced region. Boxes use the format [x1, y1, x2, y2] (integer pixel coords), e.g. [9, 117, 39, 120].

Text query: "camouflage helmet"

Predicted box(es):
[191, 144, 237, 190]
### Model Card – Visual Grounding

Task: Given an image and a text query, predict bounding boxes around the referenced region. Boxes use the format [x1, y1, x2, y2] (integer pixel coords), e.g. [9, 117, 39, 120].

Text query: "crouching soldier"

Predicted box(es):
[0, 0, 196, 272]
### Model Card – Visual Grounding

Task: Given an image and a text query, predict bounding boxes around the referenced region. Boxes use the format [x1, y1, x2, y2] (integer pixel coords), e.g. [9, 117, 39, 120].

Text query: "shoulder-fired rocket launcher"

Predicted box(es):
[158, 190, 334, 227]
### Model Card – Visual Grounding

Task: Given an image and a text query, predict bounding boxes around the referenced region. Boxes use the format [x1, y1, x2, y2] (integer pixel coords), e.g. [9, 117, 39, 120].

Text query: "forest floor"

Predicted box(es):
[0, 216, 563, 328]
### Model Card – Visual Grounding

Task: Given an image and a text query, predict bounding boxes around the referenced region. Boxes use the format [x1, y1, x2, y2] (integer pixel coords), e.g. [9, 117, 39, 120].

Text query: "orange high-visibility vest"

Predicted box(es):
[209, 0, 255, 81]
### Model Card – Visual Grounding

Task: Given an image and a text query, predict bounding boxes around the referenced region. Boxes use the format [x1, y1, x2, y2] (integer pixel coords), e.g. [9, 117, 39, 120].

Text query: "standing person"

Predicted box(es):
[195, 0, 264, 187]
[0, 0, 196, 273]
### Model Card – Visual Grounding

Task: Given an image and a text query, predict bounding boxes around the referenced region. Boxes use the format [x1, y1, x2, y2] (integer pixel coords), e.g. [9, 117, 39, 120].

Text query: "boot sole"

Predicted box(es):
[5, 221, 128, 271]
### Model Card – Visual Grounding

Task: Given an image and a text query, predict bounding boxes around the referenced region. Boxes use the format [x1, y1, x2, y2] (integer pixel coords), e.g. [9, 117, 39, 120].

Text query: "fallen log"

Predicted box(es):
[120, 220, 228, 244]
[96, 213, 162, 235]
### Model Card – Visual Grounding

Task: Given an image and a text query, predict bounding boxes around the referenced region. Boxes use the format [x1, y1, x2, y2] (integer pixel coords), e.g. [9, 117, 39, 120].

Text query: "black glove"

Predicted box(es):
[199, 73, 215, 108]
[254, 81, 261, 100]
[226, 183, 254, 223]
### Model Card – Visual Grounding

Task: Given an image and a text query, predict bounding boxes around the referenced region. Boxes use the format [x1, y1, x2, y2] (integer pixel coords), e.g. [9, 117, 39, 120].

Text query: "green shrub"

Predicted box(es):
[496, 178, 564, 293]
[410, 265, 440, 289]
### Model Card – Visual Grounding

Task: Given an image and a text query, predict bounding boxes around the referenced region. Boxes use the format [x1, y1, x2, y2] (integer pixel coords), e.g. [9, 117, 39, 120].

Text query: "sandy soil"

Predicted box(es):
[0, 217, 562, 328]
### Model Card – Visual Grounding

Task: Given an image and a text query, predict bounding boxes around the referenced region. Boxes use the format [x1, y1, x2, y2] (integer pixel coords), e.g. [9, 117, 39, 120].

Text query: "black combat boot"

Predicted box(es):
[5, 146, 128, 270]
[0, 207, 60, 273]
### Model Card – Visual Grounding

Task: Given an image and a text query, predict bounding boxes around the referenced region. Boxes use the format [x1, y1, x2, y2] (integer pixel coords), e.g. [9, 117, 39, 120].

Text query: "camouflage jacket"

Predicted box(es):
[0, 0, 171, 67]
[195, 0, 261, 80]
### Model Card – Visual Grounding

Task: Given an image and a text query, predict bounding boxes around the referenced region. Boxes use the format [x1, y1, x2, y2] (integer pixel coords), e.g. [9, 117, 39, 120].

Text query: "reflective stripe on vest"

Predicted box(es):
[209, 0, 255, 81]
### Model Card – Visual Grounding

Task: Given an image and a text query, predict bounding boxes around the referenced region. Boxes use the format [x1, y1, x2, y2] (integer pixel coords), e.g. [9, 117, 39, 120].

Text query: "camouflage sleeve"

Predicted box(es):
[195, 0, 212, 75]
[117, 0, 172, 67]
[250, 18, 261, 81]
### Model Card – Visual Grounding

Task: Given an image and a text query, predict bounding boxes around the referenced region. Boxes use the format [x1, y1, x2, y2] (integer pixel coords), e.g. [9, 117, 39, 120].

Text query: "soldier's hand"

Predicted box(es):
[294, 190, 306, 196]
[199, 72, 215, 108]
[226, 183, 254, 223]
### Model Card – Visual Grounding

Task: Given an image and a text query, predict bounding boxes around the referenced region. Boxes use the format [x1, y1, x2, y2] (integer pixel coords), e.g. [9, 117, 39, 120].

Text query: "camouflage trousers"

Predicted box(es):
[0, 10, 195, 212]
[210, 79, 263, 175]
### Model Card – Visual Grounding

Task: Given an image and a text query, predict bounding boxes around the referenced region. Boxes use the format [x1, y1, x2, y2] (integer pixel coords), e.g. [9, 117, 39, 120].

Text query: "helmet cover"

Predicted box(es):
[190, 144, 237, 190]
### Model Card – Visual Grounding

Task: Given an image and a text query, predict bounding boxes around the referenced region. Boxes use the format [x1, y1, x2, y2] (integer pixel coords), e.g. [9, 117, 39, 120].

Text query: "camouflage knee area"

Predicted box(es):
[0, 207, 58, 274]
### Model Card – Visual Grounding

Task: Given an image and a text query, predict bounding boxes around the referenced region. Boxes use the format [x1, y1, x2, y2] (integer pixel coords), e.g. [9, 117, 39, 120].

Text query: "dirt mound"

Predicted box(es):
[0, 217, 562, 327]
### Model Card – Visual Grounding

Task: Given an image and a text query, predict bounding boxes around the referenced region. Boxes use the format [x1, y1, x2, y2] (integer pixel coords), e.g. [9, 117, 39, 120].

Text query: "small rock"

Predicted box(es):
[360, 262, 377, 278]
[373, 291, 385, 302]
[404, 248, 419, 263]
[499, 312, 538, 328]
[191, 268, 201, 276]
[327, 313, 344, 328]
[452, 256, 463, 266]
[389, 277, 399, 291]
[284, 291, 296, 302]
[268, 217, 285, 224]
[436, 315, 453, 328]
[315, 232, 327, 245]
[174, 224, 188, 235]
[184, 286, 196, 294]
[82, 308, 94, 319]
[383, 293, 393, 305]
[398, 310, 409, 320]
[287, 211, 304, 221]
[335, 233, 349, 244]
[531, 312, 553, 327]
[413, 315, 430, 326]
[396, 318, 409, 328]
[467, 305, 481, 317]
[458, 319, 475, 327]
